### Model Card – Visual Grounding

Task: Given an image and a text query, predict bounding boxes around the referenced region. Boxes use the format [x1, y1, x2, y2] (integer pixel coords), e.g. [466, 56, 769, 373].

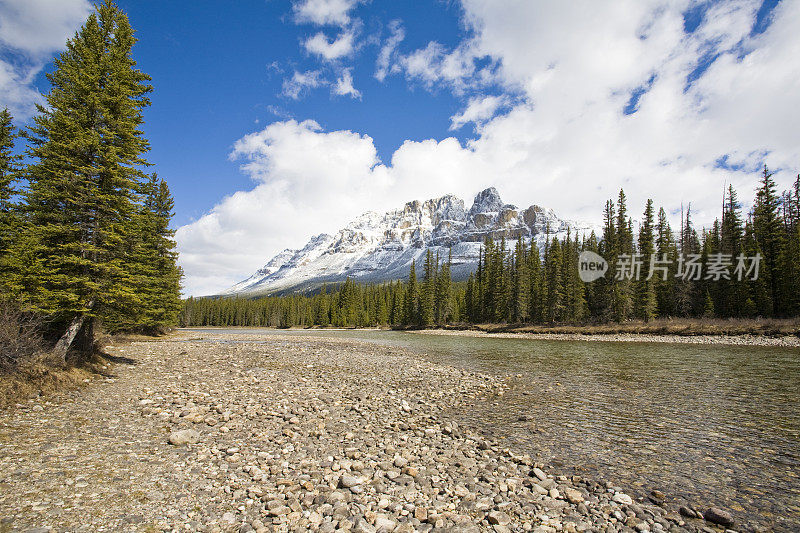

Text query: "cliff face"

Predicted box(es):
[223, 187, 592, 296]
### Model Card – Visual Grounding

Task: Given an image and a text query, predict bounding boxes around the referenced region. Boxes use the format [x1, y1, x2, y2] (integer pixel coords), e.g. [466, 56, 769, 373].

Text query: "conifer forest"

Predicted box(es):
[183, 169, 800, 328]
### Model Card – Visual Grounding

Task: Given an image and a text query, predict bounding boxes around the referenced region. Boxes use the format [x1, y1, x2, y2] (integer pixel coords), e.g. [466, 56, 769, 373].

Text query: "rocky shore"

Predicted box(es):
[1, 333, 744, 532]
[415, 328, 800, 347]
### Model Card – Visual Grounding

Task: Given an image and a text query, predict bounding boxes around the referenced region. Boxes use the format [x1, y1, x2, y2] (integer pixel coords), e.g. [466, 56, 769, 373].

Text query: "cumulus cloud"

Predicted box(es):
[450, 95, 509, 130]
[375, 20, 405, 82]
[0, 0, 91, 117]
[304, 31, 354, 61]
[176, 120, 388, 295]
[178, 0, 800, 295]
[281, 69, 324, 99]
[293, 0, 359, 27]
[397, 41, 482, 92]
[333, 68, 361, 99]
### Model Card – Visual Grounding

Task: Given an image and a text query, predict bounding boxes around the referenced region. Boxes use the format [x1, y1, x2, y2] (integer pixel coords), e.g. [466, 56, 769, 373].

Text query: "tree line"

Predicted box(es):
[183, 167, 800, 328]
[0, 1, 181, 364]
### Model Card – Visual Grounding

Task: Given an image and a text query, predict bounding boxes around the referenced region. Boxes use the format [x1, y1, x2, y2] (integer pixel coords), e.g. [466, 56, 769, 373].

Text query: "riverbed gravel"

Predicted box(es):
[415, 329, 800, 347]
[0, 333, 740, 532]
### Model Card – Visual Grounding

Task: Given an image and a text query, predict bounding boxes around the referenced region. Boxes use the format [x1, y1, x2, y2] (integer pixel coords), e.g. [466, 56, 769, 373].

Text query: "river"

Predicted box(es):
[182, 328, 800, 531]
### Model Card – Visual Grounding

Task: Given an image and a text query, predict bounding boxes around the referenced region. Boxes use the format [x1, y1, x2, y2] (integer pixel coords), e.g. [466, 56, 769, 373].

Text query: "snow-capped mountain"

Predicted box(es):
[222, 187, 595, 296]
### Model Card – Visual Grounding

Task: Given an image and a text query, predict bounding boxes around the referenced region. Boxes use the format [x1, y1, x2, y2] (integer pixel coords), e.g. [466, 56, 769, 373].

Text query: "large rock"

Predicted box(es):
[168, 429, 200, 445]
[703, 507, 734, 528]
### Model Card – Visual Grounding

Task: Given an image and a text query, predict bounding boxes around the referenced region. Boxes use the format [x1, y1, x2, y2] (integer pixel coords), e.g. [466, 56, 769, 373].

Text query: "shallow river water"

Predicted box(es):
[184, 328, 800, 531]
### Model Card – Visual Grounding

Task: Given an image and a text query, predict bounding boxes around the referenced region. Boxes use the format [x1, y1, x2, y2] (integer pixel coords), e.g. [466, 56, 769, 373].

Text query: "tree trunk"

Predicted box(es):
[53, 313, 87, 364]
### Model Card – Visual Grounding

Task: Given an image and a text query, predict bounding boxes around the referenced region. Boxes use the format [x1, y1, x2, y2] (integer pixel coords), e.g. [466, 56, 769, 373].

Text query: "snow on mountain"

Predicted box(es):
[221, 187, 596, 296]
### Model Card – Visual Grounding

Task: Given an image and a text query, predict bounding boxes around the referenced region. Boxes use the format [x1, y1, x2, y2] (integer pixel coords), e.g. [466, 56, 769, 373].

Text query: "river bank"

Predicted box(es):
[0, 332, 754, 533]
[412, 328, 800, 347]
[184, 323, 800, 347]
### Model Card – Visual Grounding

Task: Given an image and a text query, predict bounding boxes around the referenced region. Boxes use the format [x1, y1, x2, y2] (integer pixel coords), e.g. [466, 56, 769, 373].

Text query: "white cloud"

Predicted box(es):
[0, 0, 91, 117]
[304, 31, 354, 61]
[375, 20, 404, 82]
[450, 95, 509, 130]
[397, 41, 481, 92]
[282, 70, 324, 99]
[293, 0, 359, 27]
[333, 68, 361, 99]
[176, 120, 389, 295]
[178, 0, 800, 295]
[0, 60, 44, 118]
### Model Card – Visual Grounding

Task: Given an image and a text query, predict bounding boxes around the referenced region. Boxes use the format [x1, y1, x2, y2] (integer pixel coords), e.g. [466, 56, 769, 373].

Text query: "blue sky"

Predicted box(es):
[1, 0, 798, 295]
[108, 0, 484, 226]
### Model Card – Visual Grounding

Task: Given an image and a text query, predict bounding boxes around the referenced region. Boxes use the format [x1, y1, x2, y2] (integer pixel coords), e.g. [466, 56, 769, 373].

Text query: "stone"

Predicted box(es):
[612, 493, 633, 505]
[374, 514, 396, 532]
[354, 519, 377, 533]
[563, 488, 584, 504]
[339, 474, 363, 488]
[532, 468, 547, 481]
[268, 505, 291, 516]
[488, 510, 512, 526]
[703, 507, 734, 528]
[168, 428, 200, 445]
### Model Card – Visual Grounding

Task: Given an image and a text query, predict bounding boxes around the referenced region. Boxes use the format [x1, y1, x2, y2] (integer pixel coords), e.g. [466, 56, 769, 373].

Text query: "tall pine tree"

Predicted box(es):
[634, 199, 657, 321]
[19, 0, 155, 359]
[0, 108, 22, 289]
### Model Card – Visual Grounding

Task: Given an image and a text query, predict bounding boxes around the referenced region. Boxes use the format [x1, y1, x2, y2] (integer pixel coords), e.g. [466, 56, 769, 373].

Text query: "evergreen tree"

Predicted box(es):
[719, 185, 748, 316]
[653, 207, 676, 317]
[434, 250, 452, 324]
[419, 250, 435, 326]
[597, 199, 617, 320]
[752, 165, 786, 315]
[612, 189, 634, 321]
[527, 239, 543, 322]
[743, 220, 770, 316]
[634, 199, 657, 321]
[510, 239, 529, 322]
[17, 0, 154, 359]
[543, 237, 565, 322]
[404, 261, 419, 325]
[136, 174, 182, 331]
[674, 205, 698, 316]
[465, 273, 476, 323]
[0, 108, 22, 289]
[561, 232, 586, 322]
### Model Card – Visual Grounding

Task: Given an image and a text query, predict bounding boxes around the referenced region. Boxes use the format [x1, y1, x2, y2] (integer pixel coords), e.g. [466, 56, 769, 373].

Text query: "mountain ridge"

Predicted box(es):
[222, 187, 595, 296]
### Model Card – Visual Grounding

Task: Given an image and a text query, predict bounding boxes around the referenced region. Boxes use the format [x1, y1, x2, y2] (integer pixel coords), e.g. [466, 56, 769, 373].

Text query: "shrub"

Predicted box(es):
[0, 300, 46, 370]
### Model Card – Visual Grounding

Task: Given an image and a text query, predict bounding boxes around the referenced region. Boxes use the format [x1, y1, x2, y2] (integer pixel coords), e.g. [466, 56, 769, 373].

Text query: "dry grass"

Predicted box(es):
[438, 317, 800, 337]
[0, 362, 98, 409]
[0, 308, 154, 409]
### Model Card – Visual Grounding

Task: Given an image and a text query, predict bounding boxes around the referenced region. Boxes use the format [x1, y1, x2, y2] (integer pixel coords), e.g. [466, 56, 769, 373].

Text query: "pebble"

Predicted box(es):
[167, 428, 200, 445]
[0, 332, 728, 532]
[703, 507, 735, 528]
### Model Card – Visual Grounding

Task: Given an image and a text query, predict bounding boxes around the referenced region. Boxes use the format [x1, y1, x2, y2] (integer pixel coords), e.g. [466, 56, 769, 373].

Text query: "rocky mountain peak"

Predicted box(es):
[469, 187, 505, 215]
[222, 187, 596, 296]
